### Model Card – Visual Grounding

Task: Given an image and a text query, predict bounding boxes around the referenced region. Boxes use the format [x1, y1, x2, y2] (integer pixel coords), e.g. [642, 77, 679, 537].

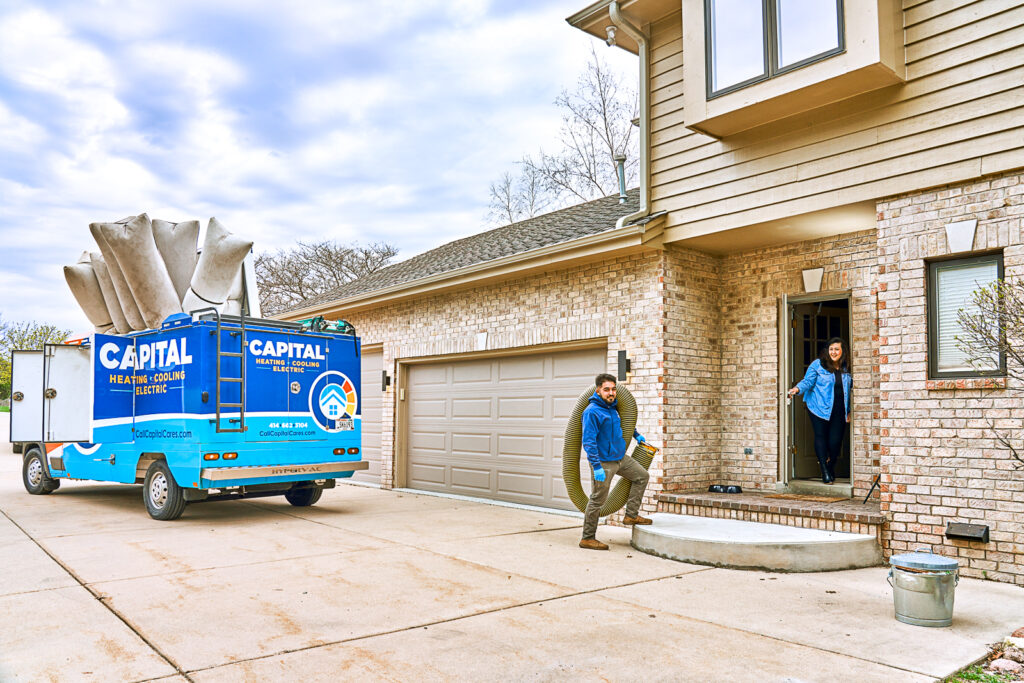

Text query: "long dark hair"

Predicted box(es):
[819, 337, 851, 373]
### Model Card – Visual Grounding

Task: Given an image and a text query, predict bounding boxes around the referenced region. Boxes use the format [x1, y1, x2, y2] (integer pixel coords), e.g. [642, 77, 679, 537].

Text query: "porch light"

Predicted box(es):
[382, 370, 391, 392]
[802, 267, 824, 293]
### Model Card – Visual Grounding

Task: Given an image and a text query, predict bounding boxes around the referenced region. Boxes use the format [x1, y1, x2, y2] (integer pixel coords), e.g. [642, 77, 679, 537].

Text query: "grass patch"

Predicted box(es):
[0, 406, 9, 413]
[943, 664, 1016, 682]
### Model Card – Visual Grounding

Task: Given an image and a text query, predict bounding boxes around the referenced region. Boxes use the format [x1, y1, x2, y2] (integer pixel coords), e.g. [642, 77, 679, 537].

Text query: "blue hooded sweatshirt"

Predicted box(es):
[581, 394, 641, 468]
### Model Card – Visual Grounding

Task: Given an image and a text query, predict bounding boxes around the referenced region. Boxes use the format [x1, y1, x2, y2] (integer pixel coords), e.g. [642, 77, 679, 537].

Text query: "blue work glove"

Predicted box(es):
[635, 433, 646, 444]
[593, 466, 606, 483]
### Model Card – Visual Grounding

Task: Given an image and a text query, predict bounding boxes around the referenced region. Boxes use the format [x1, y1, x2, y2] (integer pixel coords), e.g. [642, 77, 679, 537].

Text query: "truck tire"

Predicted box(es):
[22, 448, 60, 495]
[143, 461, 187, 520]
[285, 484, 322, 507]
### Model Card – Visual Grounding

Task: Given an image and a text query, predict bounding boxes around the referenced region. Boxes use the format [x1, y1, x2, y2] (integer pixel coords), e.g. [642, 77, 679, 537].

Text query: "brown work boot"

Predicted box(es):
[622, 515, 653, 525]
[579, 538, 609, 550]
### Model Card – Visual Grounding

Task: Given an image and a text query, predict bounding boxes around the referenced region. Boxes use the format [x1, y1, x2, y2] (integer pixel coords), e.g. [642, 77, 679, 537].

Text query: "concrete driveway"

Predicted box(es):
[2, 418, 1023, 682]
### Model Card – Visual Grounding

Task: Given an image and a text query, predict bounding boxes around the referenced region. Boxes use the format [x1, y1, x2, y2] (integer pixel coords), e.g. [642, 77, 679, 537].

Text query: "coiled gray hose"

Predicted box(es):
[561, 385, 656, 515]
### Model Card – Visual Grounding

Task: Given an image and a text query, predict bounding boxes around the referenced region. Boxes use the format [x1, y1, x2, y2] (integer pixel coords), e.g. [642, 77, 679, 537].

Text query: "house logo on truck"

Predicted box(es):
[308, 371, 358, 432]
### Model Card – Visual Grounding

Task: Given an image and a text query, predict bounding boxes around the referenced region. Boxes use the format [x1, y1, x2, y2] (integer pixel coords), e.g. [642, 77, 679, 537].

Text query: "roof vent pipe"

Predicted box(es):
[608, 2, 650, 228]
[614, 153, 628, 204]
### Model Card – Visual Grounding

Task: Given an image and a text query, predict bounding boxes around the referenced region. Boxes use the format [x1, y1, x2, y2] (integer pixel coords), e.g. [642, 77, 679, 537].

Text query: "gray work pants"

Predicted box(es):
[582, 454, 649, 540]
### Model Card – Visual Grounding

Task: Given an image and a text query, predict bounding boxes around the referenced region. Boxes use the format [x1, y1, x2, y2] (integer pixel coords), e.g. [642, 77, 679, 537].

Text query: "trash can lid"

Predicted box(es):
[890, 547, 959, 571]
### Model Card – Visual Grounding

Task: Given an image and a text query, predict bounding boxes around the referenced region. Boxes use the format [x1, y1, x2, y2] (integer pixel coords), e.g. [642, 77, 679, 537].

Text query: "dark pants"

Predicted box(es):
[808, 410, 846, 481]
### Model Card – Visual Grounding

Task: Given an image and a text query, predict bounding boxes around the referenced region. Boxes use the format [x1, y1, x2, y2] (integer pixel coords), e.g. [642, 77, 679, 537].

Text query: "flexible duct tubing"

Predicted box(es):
[562, 385, 657, 515]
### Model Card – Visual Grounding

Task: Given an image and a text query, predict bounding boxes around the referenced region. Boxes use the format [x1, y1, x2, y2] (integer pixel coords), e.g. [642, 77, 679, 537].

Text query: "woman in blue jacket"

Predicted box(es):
[787, 337, 852, 484]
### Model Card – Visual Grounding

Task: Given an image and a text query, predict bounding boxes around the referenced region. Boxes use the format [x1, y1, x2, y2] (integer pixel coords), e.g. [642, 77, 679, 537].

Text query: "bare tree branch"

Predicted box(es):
[957, 278, 1024, 469]
[486, 46, 638, 225]
[255, 240, 398, 316]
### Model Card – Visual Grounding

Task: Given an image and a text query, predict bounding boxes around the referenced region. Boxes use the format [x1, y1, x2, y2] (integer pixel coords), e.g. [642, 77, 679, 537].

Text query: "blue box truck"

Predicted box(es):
[9, 311, 367, 519]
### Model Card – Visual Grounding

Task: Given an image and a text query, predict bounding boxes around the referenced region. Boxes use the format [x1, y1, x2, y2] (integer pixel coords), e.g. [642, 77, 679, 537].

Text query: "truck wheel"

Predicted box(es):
[22, 448, 59, 495]
[284, 484, 322, 507]
[143, 461, 187, 520]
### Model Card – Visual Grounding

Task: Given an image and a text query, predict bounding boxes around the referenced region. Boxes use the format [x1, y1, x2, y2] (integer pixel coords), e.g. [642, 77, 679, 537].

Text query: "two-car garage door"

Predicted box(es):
[405, 348, 605, 510]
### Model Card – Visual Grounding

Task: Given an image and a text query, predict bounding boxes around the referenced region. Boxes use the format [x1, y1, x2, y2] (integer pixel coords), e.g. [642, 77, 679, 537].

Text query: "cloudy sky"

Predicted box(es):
[0, 0, 636, 331]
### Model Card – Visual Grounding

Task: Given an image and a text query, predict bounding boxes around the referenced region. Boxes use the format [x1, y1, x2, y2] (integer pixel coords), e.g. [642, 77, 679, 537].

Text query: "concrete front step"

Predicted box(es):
[632, 513, 883, 572]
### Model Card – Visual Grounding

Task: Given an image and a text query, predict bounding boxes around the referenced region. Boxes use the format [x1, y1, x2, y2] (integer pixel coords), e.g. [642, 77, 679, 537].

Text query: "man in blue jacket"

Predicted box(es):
[580, 373, 650, 550]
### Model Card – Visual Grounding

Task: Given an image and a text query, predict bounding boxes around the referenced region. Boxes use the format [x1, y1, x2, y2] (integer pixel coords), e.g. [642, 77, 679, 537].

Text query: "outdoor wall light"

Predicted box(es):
[802, 267, 824, 293]
[605, 25, 617, 46]
[617, 350, 631, 381]
[381, 370, 391, 392]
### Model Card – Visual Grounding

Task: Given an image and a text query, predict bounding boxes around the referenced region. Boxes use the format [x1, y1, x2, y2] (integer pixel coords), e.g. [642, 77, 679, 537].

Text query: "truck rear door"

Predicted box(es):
[42, 344, 92, 443]
[10, 350, 43, 442]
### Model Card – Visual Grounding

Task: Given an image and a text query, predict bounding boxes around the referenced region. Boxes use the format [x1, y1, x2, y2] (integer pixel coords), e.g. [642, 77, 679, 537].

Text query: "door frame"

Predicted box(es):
[777, 289, 853, 488]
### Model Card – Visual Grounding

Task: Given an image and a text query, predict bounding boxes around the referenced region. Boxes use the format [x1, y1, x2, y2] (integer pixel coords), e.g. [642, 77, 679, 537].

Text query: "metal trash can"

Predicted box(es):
[887, 547, 959, 627]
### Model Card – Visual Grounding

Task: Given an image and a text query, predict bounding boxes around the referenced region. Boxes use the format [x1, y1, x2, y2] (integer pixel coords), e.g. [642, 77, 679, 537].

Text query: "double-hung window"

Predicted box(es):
[927, 253, 1005, 379]
[705, 0, 845, 98]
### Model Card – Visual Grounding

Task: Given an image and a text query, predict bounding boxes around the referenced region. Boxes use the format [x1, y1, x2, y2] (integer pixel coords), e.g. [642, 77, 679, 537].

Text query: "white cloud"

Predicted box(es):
[0, 102, 47, 151]
[0, 0, 638, 328]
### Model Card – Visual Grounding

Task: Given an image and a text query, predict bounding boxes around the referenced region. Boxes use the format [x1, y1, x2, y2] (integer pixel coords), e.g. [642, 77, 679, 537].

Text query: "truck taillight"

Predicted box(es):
[348, 447, 360, 455]
[203, 453, 219, 461]
[223, 452, 237, 460]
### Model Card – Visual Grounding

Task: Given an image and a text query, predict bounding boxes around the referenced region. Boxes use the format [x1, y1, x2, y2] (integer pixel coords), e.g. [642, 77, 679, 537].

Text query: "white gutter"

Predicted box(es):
[609, 2, 651, 229]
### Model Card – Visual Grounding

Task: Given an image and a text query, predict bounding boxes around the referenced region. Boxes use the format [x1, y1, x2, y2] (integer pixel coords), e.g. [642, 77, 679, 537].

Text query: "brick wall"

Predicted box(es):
[662, 245, 722, 491]
[877, 169, 1024, 585]
[716, 232, 881, 497]
[340, 251, 668, 515]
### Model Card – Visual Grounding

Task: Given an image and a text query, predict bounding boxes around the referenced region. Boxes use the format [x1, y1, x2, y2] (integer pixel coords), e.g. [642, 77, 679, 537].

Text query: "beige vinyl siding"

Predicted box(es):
[648, 3, 1024, 243]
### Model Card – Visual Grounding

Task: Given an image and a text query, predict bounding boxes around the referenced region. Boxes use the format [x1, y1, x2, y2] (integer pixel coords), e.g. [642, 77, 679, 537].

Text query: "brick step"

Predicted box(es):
[657, 492, 886, 540]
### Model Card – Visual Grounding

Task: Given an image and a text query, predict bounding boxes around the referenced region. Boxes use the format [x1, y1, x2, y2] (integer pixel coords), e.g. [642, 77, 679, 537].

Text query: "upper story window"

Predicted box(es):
[927, 253, 1005, 379]
[706, 0, 845, 99]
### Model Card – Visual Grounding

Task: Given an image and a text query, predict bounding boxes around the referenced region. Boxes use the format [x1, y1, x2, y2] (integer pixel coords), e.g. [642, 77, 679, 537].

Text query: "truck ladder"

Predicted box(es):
[204, 309, 247, 433]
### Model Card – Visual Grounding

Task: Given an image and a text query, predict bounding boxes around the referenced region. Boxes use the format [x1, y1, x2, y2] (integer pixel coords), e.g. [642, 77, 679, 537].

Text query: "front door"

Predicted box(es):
[782, 296, 851, 482]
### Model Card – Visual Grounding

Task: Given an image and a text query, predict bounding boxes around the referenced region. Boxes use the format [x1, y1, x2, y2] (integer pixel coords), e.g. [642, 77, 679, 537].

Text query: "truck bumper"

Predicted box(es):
[199, 460, 368, 485]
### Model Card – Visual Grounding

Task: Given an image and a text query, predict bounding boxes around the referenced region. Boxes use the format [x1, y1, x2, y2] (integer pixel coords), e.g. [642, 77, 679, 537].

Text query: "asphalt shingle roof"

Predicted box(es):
[290, 189, 640, 312]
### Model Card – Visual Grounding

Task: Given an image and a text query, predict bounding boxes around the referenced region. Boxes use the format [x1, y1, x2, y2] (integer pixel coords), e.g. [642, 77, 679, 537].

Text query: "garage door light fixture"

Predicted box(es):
[381, 370, 391, 392]
[617, 350, 631, 381]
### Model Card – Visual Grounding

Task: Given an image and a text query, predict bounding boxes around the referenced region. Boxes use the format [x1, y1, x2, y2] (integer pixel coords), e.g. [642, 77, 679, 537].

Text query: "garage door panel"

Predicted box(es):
[555, 393, 590, 419]
[451, 432, 491, 455]
[413, 398, 447, 418]
[497, 396, 544, 419]
[497, 434, 545, 458]
[406, 347, 605, 510]
[452, 397, 492, 418]
[496, 471, 544, 497]
[452, 362, 492, 383]
[497, 356, 546, 382]
[451, 467, 491, 491]
[553, 352, 605, 379]
[412, 365, 447, 385]
[409, 430, 446, 452]
[409, 463, 446, 487]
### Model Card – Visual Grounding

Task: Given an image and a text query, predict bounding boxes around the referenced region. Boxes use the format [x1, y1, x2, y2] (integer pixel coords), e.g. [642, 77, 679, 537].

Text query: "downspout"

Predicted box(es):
[609, 2, 651, 229]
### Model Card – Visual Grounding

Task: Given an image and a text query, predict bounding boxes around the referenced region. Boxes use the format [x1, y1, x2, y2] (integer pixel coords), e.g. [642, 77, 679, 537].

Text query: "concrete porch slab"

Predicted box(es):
[632, 513, 882, 572]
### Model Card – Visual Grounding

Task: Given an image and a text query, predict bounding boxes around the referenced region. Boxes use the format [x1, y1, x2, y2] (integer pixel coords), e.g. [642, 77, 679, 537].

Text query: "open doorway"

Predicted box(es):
[786, 296, 851, 483]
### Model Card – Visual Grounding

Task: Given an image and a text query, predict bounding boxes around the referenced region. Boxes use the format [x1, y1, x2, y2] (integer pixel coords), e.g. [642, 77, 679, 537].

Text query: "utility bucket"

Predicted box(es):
[887, 548, 959, 627]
